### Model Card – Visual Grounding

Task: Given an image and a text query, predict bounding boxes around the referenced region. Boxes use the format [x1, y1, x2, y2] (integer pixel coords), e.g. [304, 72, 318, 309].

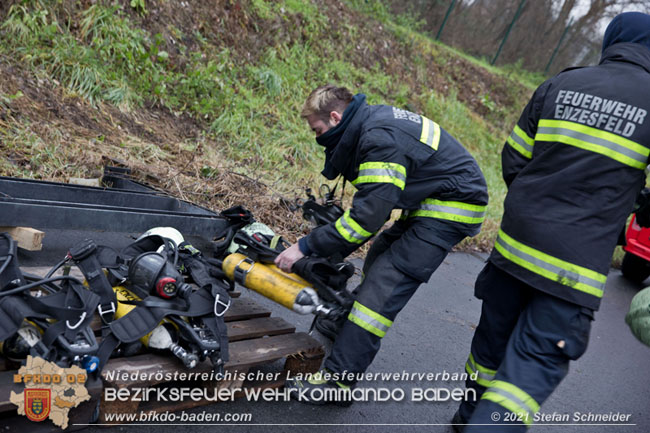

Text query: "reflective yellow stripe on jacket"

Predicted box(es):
[351, 162, 407, 190]
[404, 199, 486, 224]
[495, 229, 606, 298]
[335, 210, 374, 245]
[420, 116, 441, 150]
[507, 124, 534, 158]
[535, 119, 649, 169]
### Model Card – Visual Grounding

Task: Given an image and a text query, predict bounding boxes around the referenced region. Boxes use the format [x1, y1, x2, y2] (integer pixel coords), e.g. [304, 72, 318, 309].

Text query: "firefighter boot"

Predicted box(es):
[451, 409, 467, 433]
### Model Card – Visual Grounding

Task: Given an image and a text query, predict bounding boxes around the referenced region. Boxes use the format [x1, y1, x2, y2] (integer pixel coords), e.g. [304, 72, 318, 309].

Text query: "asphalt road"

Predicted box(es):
[16, 230, 650, 433]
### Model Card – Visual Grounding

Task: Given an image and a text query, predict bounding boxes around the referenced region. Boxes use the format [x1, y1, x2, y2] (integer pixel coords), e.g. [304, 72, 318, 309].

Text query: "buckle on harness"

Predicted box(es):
[98, 302, 116, 319]
[69, 239, 98, 261]
[66, 312, 87, 330]
[214, 294, 231, 317]
[233, 257, 255, 286]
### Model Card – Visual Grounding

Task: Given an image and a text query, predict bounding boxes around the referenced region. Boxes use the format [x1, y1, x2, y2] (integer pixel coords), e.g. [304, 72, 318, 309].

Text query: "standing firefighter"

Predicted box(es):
[453, 12, 650, 432]
[275, 85, 488, 403]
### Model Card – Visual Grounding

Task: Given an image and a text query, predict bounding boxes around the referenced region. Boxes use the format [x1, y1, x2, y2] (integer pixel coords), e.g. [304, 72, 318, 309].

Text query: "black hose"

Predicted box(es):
[45, 257, 68, 279]
[22, 272, 60, 294]
[167, 238, 179, 268]
[0, 232, 16, 277]
[0, 275, 84, 297]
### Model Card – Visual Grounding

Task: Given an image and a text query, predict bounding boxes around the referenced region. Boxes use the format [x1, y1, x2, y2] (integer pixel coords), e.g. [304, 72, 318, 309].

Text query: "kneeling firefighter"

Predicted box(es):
[0, 233, 100, 372]
[275, 85, 489, 404]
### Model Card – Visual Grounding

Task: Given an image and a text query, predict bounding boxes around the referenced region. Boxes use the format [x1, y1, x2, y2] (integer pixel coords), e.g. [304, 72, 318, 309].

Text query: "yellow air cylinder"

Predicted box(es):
[222, 253, 321, 314]
[267, 264, 311, 286]
[112, 285, 174, 347]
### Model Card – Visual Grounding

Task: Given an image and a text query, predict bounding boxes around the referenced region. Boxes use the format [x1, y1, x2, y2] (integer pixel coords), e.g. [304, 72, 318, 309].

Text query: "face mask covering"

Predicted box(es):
[314, 94, 366, 179]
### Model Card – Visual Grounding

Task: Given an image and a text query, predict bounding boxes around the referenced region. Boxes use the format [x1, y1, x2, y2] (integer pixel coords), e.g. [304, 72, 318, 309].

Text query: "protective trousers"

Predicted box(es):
[459, 263, 594, 432]
[324, 218, 466, 379]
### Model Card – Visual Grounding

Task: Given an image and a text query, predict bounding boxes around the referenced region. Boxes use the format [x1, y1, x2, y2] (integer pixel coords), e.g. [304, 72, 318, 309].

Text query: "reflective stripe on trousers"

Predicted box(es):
[482, 380, 540, 426]
[348, 301, 393, 338]
[465, 352, 496, 388]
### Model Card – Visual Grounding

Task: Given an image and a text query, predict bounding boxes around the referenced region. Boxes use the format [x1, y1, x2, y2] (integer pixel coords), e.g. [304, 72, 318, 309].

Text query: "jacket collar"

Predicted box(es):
[600, 42, 650, 74]
[321, 97, 371, 180]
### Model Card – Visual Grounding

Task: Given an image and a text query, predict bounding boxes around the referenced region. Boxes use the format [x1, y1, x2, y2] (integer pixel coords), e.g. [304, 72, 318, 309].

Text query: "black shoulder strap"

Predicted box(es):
[69, 239, 117, 324]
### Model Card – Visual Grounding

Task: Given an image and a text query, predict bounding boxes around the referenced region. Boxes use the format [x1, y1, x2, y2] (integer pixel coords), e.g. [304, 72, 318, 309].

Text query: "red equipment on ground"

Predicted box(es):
[622, 214, 650, 283]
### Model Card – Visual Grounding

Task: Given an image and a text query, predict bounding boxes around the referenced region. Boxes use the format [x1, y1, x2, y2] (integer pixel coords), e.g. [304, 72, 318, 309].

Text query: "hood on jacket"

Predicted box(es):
[602, 12, 650, 54]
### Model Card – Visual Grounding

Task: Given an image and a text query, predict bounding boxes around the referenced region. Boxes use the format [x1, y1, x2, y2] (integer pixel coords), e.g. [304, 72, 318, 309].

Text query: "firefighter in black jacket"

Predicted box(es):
[275, 85, 488, 403]
[453, 12, 650, 432]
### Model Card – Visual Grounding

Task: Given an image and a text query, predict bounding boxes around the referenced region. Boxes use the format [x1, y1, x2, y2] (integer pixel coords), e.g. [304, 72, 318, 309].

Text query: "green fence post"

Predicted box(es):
[491, 0, 527, 65]
[544, 17, 574, 75]
[436, 0, 457, 40]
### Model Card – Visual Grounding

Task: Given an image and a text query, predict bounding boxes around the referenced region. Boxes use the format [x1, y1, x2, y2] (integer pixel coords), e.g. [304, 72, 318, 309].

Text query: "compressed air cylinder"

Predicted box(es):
[113, 286, 173, 347]
[112, 286, 199, 366]
[0, 321, 43, 361]
[222, 253, 321, 314]
[266, 263, 312, 286]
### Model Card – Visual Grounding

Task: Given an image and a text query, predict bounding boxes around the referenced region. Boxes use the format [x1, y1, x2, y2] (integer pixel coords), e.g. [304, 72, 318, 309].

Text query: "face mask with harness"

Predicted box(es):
[295, 180, 345, 228]
[59, 228, 232, 377]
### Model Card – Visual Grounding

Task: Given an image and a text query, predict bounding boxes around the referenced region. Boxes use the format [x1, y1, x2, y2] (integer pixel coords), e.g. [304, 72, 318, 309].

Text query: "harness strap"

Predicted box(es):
[70, 239, 117, 324]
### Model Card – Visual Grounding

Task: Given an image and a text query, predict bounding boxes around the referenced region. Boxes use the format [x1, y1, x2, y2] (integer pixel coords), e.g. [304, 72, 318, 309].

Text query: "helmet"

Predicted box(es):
[226, 222, 276, 254]
[625, 286, 650, 347]
[137, 227, 185, 246]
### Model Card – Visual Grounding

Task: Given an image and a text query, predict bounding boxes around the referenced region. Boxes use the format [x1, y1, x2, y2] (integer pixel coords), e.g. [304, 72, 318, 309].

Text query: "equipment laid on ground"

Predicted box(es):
[0, 320, 42, 361]
[0, 226, 233, 376]
[0, 233, 100, 372]
[218, 221, 355, 332]
[622, 214, 650, 284]
[0, 177, 330, 427]
[223, 252, 323, 315]
[112, 285, 204, 368]
[76, 229, 232, 375]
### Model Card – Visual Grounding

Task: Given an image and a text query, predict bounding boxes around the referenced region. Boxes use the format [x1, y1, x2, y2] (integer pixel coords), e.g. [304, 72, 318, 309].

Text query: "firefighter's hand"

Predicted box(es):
[275, 243, 304, 273]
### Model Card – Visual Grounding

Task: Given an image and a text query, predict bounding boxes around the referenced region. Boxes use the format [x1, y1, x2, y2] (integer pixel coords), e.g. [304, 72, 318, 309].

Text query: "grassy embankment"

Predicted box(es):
[0, 0, 543, 253]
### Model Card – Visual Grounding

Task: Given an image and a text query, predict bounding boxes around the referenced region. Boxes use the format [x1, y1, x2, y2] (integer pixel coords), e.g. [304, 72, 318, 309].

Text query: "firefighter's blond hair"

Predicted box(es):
[301, 85, 353, 122]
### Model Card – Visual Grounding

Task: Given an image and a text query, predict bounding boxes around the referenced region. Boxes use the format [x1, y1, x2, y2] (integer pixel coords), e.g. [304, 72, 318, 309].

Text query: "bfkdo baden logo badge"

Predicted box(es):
[11, 356, 90, 429]
[25, 388, 51, 422]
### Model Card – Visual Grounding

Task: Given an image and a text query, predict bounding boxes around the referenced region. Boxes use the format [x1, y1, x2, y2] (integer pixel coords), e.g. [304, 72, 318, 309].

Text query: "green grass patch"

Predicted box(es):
[0, 0, 547, 252]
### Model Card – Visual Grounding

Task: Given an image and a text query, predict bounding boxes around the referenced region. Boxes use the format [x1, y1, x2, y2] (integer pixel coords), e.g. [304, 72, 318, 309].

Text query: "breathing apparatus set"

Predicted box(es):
[0, 228, 232, 377]
[75, 228, 232, 375]
[295, 181, 345, 228]
[215, 206, 355, 335]
[1, 199, 356, 375]
[0, 233, 100, 373]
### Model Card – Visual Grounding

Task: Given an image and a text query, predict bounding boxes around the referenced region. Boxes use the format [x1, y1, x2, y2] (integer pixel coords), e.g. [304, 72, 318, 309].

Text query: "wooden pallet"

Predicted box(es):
[0, 295, 325, 430]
